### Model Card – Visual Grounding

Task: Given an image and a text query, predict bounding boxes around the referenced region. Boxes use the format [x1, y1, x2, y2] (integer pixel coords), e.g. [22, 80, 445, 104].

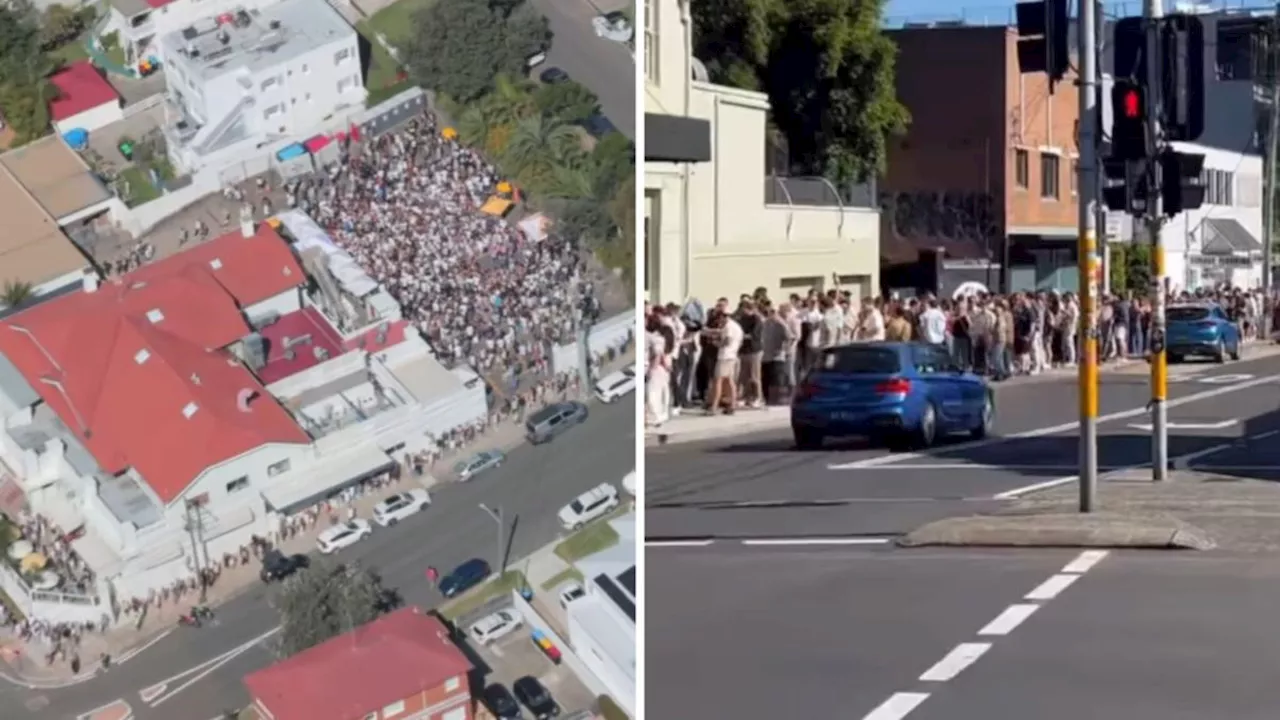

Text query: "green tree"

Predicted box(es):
[0, 4, 56, 144]
[405, 0, 550, 103]
[274, 559, 399, 656]
[502, 114, 583, 188]
[533, 80, 600, 125]
[41, 4, 90, 51]
[1, 280, 35, 309]
[590, 132, 633, 191]
[692, 0, 909, 184]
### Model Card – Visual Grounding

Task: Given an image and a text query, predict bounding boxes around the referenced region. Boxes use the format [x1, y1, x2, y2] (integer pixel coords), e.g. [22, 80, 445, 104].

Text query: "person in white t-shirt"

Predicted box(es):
[919, 299, 948, 345]
[706, 312, 742, 414]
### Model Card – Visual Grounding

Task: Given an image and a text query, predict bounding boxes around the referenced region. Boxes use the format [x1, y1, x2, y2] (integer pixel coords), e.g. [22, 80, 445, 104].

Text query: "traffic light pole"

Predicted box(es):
[1077, 0, 1099, 512]
[1146, 0, 1169, 481]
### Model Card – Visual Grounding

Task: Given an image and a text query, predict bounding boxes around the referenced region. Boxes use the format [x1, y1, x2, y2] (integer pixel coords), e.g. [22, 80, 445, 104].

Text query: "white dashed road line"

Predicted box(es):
[857, 550, 1110, 719]
[644, 539, 715, 547]
[646, 537, 893, 548]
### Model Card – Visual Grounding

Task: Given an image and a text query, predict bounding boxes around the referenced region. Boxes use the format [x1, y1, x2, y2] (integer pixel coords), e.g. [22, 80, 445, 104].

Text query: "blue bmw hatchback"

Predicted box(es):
[791, 342, 994, 450]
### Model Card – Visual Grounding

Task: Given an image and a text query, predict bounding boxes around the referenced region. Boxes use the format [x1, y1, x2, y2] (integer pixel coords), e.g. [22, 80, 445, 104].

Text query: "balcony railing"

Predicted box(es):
[765, 175, 877, 209]
[883, 0, 1273, 28]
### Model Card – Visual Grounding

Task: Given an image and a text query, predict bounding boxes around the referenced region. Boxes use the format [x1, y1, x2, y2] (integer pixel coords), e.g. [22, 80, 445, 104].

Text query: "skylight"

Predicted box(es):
[146, 309, 165, 323]
[210, 258, 223, 270]
[134, 349, 151, 364]
[182, 402, 199, 419]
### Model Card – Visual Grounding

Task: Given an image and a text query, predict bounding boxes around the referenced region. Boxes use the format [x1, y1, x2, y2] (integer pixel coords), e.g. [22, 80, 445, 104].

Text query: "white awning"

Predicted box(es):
[261, 444, 394, 513]
[275, 209, 380, 298]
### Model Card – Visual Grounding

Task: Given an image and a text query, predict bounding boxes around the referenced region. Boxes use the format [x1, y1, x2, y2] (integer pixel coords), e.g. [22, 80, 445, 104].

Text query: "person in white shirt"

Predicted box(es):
[856, 301, 886, 341]
[706, 312, 742, 414]
[919, 299, 948, 345]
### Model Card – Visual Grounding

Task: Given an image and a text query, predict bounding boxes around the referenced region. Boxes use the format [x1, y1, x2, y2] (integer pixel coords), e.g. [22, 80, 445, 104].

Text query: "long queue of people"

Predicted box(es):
[644, 284, 1271, 426]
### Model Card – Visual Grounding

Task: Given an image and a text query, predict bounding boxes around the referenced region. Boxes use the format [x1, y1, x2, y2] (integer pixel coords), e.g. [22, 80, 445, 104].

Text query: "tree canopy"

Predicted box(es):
[692, 0, 909, 185]
[404, 0, 550, 103]
[0, 3, 57, 144]
[274, 559, 400, 656]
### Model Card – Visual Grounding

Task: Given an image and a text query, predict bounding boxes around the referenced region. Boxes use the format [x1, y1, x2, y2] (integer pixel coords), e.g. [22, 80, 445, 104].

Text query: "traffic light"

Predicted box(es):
[1015, 0, 1069, 91]
[1110, 81, 1148, 162]
[1160, 14, 1206, 142]
[1102, 158, 1152, 214]
[1159, 150, 1205, 216]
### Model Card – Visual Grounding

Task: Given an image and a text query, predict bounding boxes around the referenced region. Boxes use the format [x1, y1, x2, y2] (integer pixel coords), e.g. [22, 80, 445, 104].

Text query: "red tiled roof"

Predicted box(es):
[244, 607, 472, 720]
[128, 224, 306, 307]
[144, 0, 176, 8]
[48, 61, 119, 122]
[0, 226, 311, 503]
[256, 307, 344, 384]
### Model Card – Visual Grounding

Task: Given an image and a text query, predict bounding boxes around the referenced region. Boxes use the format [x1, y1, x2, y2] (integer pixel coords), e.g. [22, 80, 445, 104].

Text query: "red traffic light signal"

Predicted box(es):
[1122, 88, 1141, 119]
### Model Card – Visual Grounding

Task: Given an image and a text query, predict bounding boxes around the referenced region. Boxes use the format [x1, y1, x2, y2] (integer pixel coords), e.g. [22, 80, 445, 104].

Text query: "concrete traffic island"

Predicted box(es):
[901, 470, 1280, 551]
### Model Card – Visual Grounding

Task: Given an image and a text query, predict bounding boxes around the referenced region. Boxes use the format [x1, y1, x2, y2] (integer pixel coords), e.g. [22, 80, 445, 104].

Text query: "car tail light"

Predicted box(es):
[794, 382, 820, 401]
[875, 378, 912, 395]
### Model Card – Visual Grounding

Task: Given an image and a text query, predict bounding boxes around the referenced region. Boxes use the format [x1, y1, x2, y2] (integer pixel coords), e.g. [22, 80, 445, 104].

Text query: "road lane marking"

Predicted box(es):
[978, 604, 1039, 636]
[1128, 419, 1238, 431]
[861, 692, 931, 720]
[1250, 430, 1280, 441]
[114, 628, 173, 667]
[992, 474, 1085, 500]
[144, 626, 279, 707]
[1173, 443, 1232, 469]
[76, 699, 132, 720]
[1025, 573, 1080, 601]
[739, 537, 890, 546]
[1061, 550, 1109, 574]
[829, 372, 1280, 470]
[139, 683, 166, 703]
[645, 539, 715, 547]
[918, 642, 991, 682]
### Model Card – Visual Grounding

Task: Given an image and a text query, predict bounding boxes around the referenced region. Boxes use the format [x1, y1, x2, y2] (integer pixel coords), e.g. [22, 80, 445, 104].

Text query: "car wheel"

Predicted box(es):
[972, 391, 994, 439]
[793, 427, 824, 450]
[389, 518, 398, 527]
[573, 522, 583, 531]
[915, 403, 938, 449]
[1214, 339, 1227, 364]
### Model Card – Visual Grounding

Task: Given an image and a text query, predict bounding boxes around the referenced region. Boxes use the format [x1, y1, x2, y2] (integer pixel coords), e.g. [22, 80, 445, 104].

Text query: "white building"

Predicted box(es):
[157, 0, 364, 175]
[101, 0, 293, 70]
[643, 0, 880, 304]
[0, 217, 485, 622]
[565, 513, 636, 717]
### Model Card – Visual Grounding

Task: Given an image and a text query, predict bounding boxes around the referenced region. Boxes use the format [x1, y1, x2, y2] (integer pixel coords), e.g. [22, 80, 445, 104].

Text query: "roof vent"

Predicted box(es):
[210, 258, 223, 270]
[283, 266, 293, 276]
[190, 373, 202, 385]
[82, 272, 99, 293]
[182, 402, 199, 419]
[130, 281, 147, 290]
[237, 388, 258, 412]
[134, 349, 151, 364]
[146, 308, 165, 323]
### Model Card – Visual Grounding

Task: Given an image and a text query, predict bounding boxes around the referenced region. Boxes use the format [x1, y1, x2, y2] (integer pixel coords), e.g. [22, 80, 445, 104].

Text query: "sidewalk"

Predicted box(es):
[0, 355, 636, 684]
[646, 341, 1280, 447]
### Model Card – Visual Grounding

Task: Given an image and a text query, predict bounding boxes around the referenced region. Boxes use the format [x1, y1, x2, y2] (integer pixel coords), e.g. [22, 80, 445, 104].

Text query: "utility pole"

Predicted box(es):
[1145, 0, 1169, 481]
[1077, 0, 1100, 512]
[1264, 6, 1280, 338]
[479, 503, 504, 575]
[184, 499, 208, 601]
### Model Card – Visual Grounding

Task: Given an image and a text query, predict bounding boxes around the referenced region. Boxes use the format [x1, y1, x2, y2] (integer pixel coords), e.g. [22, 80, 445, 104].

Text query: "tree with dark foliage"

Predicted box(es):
[404, 0, 550, 103]
[274, 559, 401, 656]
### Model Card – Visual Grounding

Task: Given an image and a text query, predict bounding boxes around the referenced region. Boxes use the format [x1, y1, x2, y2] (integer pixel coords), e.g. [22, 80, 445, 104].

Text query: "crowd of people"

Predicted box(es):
[644, 284, 1272, 426]
[300, 112, 589, 374]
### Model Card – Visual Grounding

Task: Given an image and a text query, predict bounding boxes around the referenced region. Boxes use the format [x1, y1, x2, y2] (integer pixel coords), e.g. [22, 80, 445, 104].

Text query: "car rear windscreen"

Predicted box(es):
[820, 346, 901, 374]
[1168, 307, 1211, 322]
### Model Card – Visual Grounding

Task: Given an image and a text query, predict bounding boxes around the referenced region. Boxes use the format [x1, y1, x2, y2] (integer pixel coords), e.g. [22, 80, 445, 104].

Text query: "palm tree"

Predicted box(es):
[456, 103, 494, 148]
[483, 74, 537, 124]
[503, 115, 582, 189]
[1, 280, 34, 309]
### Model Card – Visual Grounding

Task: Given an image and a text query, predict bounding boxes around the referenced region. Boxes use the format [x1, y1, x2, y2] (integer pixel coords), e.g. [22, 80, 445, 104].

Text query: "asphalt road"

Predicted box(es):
[528, 0, 635, 138]
[7, 399, 635, 720]
[648, 544, 1280, 720]
[645, 352, 1280, 540]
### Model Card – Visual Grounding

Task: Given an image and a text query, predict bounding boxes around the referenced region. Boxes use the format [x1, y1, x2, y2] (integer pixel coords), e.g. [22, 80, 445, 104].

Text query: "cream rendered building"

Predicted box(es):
[642, 0, 881, 305]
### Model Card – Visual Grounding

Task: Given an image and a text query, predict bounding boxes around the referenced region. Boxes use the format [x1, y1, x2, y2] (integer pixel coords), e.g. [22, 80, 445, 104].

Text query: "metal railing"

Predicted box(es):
[883, 0, 1275, 28]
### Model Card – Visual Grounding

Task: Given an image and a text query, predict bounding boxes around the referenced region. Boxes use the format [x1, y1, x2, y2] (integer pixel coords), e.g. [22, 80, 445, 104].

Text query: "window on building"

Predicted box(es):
[337, 77, 354, 93]
[261, 76, 278, 91]
[1216, 18, 1261, 81]
[382, 700, 406, 717]
[225, 476, 249, 493]
[1070, 160, 1078, 195]
[335, 47, 352, 64]
[263, 103, 283, 119]
[445, 675, 461, 692]
[267, 459, 291, 477]
[1014, 149, 1029, 189]
[302, 63, 309, 74]
[1040, 153, 1060, 200]
[644, 0, 658, 82]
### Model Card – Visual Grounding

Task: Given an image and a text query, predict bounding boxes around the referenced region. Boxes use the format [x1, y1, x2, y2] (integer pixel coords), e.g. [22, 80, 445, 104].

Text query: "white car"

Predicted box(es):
[558, 581, 586, 609]
[316, 519, 372, 554]
[372, 489, 432, 527]
[469, 609, 524, 644]
[558, 483, 621, 530]
[592, 12, 633, 43]
[594, 367, 636, 404]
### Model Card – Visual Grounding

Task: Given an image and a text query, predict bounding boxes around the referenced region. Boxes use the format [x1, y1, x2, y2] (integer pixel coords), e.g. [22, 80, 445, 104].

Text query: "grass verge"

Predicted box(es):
[362, 0, 435, 45]
[540, 566, 584, 592]
[118, 165, 160, 207]
[440, 570, 526, 621]
[554, 516, 621, 563]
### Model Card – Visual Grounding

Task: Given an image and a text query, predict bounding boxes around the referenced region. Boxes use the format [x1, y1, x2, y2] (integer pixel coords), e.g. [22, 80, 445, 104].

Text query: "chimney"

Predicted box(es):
[82, 271, 100, 293]
[239, 203, 255, 238]
[236, 388, 258, 412]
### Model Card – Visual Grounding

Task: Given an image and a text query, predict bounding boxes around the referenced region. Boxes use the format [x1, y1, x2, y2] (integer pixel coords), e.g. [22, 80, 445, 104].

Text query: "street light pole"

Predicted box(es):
[1146, 0, 1169, 481]
[1077, 0, 1100, 512]
[479, 503, 504, 574]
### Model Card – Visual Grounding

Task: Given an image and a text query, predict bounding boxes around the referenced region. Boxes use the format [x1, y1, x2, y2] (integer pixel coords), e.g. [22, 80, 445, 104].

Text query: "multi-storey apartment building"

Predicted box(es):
[643, 0, 880, 304]
[157, 0, 363, 174]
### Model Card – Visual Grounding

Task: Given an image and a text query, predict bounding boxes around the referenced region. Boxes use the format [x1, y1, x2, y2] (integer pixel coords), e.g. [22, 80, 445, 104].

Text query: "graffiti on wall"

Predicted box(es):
[880, 190, 1002, 249]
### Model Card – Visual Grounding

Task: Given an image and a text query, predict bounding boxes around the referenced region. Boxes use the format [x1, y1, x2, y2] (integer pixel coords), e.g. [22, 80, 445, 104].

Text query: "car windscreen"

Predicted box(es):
[570, 500, 586, 513]
[1168, 307, 1211, 322]
[819, 346, 901, 374]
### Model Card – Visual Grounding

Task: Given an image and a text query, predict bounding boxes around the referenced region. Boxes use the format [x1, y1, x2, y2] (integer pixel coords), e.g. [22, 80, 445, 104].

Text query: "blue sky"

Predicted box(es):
[884, 0, 1019, 23]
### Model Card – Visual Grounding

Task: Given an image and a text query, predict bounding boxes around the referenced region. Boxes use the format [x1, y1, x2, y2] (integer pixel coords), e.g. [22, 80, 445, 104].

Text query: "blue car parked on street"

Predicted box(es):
[790, 342, 994, 450]
[1165, 303, 1241, 363]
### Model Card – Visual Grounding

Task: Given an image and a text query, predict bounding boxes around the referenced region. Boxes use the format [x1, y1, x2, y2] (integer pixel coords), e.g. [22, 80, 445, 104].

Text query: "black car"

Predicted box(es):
[438, 558, 491, 598]
[483, 683, 522, 719]
[539, 67, 569, 84]
[513, 675, 560, 718]
[259, 550, 309, 583]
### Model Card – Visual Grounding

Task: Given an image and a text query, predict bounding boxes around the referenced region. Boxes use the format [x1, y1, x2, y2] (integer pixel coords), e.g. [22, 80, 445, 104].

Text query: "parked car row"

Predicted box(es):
[484, 676, 561, 719]
[312, 489, 434, 555]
